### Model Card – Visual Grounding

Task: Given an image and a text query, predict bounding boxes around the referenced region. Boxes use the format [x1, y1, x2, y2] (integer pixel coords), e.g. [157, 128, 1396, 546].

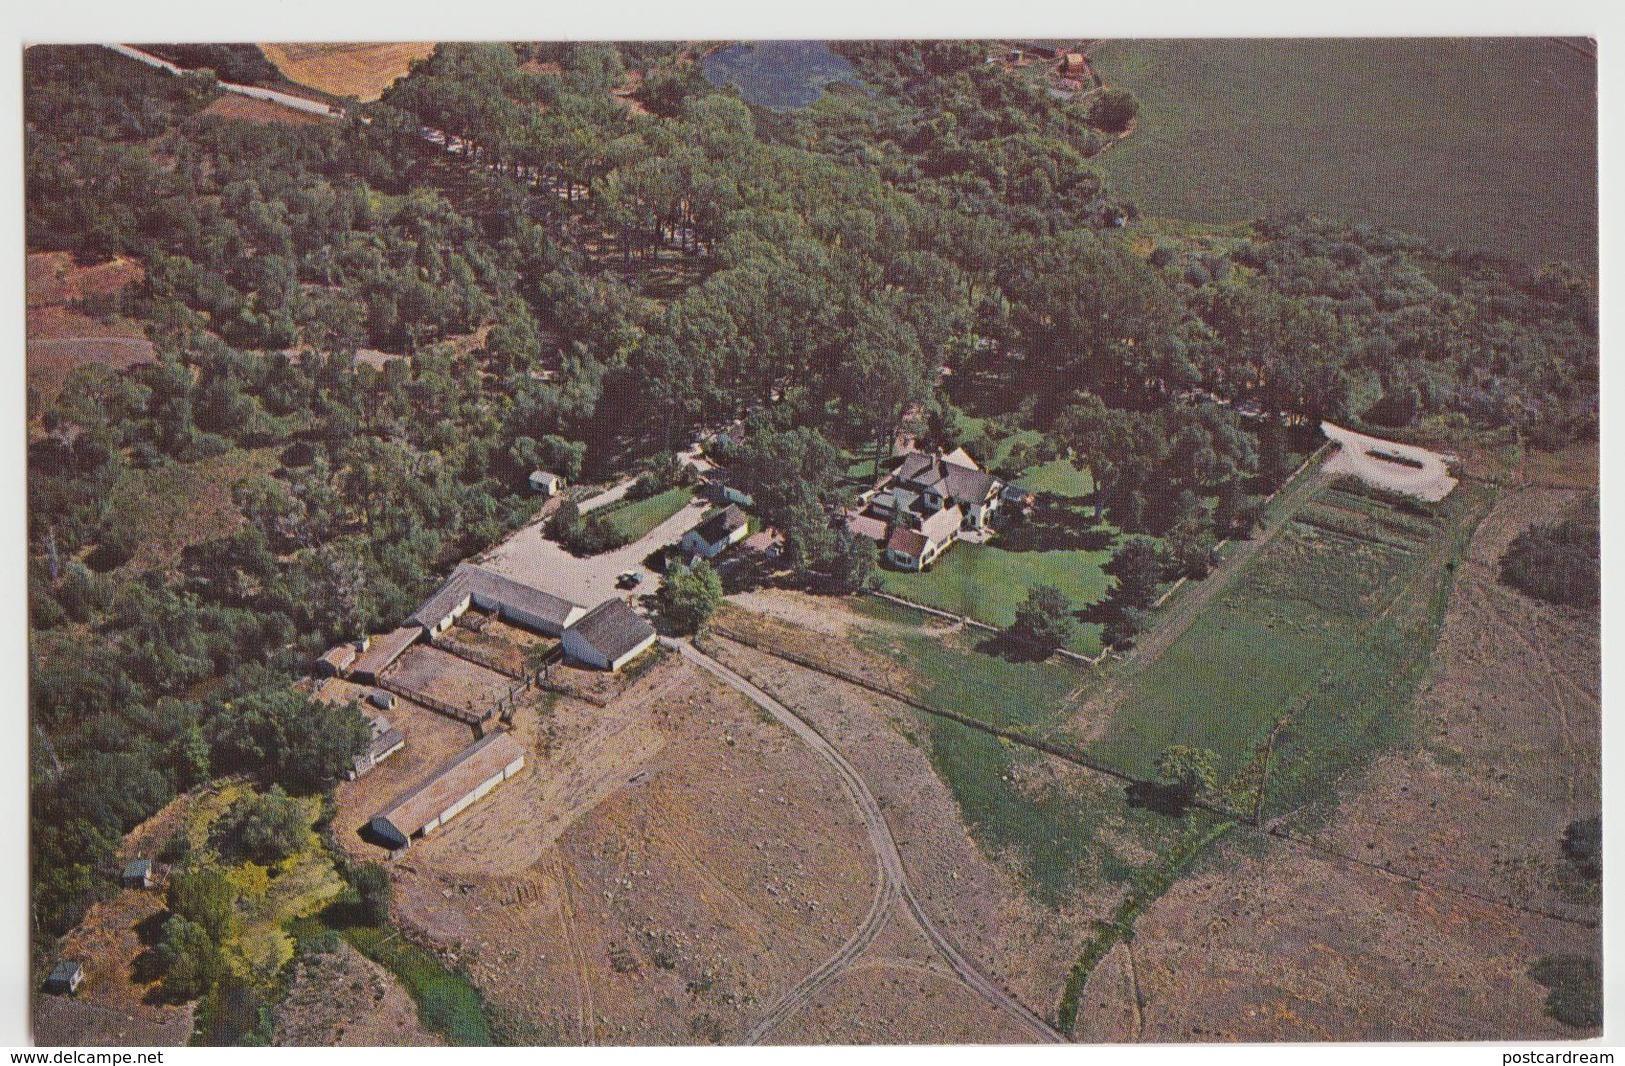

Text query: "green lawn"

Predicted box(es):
[600, 486, 695, 541]
[876, 540, 1113, 656]
[1015, 458, 1094, 499]
[1091, 38, 1597, 269]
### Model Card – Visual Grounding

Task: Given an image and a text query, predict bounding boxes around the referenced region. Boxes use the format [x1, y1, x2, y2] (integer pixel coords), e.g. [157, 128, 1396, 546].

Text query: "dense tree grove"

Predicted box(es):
[1498, 500, 1600, 609]
[24, 39, 1596, 954]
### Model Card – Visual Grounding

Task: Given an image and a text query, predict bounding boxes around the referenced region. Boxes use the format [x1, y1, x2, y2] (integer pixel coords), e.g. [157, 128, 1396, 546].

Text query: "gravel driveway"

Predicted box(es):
[1321, 421, 1458, 501]
[477, 492, 711, 610]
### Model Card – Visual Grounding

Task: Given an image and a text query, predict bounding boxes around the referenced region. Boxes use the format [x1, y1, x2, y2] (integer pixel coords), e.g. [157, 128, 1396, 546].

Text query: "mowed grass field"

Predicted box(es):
[876, 541, 1113, 656]
[259, 43, 435, 101]
[1091, 38, 1597, 268]
[1092, 476, 1492, 795]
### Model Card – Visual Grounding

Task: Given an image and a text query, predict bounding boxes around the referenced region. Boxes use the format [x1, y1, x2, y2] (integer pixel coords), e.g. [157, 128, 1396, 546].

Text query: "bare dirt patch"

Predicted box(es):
[767, 920, 1039, 1045]
[37, 888, 190, 1044]
[26, 252, 153, 412]
[203, 94, 330, 126]
[383, 644, 517, 718]
[385, 653, 880, 1043]
[702, 631, 1099, 1029]
[1080, 485, 1601, 1041]
[272, 940, 441, 1046]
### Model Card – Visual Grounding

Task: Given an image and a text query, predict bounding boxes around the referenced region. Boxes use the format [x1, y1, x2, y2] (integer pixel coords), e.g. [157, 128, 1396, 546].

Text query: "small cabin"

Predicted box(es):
[367, 689, 398, 711]
[529, 470, 565, 497]
[121, 858, 154, 891]
[44, 960, 83, 996]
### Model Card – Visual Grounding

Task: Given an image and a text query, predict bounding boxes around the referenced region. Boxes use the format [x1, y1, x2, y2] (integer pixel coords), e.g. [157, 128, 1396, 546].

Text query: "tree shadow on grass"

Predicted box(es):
[972, 630, 1056, 664]
[996, 498, 1117, 554]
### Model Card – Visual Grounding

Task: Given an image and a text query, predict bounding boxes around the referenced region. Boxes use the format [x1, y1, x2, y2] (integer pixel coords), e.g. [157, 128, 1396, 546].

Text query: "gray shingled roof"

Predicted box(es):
[691, 504, 748, 547]
[569, 599, 655, 662]
[410, 563, 584, 631]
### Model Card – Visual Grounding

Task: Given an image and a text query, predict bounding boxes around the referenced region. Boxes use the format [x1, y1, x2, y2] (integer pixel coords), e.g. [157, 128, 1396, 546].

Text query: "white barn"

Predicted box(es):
[367, 732, 526, 850]
[562, 599, 657, 672]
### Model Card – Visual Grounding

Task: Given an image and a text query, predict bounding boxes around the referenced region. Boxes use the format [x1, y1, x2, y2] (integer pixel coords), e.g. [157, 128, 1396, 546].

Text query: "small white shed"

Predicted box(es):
[529, 470, 565, 496]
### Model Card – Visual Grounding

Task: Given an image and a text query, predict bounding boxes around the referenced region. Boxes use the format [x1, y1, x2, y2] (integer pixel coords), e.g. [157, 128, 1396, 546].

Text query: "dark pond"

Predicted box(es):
[700, 41, 862, 109]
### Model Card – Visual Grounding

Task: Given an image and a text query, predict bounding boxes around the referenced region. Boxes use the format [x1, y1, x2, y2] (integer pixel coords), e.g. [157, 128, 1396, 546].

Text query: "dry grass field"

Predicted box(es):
[272, 941, 441, 1046]
[259, 43, 435, 101]
[377, 653, 895, 1043]
[1076, 483, 1601, 1041]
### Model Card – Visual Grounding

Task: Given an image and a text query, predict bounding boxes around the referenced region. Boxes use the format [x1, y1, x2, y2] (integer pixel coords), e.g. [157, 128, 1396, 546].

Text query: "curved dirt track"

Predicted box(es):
[666, 638, 1064, 1044]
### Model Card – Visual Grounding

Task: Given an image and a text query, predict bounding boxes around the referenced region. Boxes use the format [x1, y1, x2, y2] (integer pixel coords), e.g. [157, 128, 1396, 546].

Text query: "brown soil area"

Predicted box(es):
[272, 940, 441, 1046]
[1080, 485, 1601, 1041]
[384, 653, 880, 1043]
[258, 43, 435, 101]
[203, 94, 330, 126]
[26, 252, 153, 412]
[767, 916, 1038, 1045]
[37, 887, 191, 1045]
[435, 616, 545, 677]
[33, 994, 193, 1047]
[383, 644, 517, 716]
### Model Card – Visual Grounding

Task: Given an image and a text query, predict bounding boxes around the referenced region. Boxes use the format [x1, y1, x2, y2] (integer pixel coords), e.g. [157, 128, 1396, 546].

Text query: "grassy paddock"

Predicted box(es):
[599, 485, 695, 541]
[1091, 38, 1597, 268]
[854, 623, 1174, 904]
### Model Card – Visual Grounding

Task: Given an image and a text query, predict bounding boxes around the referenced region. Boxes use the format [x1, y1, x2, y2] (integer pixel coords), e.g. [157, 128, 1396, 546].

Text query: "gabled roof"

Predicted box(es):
[374, 731, 525, 839]
[941, 463, 1001, 505]
[410, 563, 584, 631]
[919, 505, 963, 543]
[893, 451, 1001, 505]
[887, 526, 930, 559]
[568, 598, 656, 662]
[691, 504, 748, 546]
[845, 511, 889, 542]
[122, 859, 152, 879]
[48, 960, 81, 983]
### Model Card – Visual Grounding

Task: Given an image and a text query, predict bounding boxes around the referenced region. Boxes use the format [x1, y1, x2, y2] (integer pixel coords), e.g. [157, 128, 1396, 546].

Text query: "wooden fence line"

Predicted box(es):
[699, 624, 1246, 822]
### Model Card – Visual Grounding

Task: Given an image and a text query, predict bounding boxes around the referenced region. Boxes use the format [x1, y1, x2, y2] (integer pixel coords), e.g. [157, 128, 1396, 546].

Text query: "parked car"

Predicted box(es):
[616, 571, 644, 590]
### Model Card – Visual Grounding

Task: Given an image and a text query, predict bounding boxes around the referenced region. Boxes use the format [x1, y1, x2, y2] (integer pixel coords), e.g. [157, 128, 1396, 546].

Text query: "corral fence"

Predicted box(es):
[378, 669, 543, 731]
[430, 633, 526, 679]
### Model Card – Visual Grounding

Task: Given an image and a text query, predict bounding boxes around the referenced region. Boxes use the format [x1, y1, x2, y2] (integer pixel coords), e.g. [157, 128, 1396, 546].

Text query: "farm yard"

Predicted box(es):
[22, 36, 1598, 1048]
[1089, 38, 1598, 268]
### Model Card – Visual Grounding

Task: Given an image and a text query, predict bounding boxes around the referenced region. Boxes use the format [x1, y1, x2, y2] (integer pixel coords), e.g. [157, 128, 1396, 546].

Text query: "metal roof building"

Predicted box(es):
[366, 731, 526, 851]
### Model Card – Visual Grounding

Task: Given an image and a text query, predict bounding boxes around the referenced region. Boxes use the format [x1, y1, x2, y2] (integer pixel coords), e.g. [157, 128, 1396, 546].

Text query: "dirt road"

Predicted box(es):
[667, 638, 1064, 1044]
